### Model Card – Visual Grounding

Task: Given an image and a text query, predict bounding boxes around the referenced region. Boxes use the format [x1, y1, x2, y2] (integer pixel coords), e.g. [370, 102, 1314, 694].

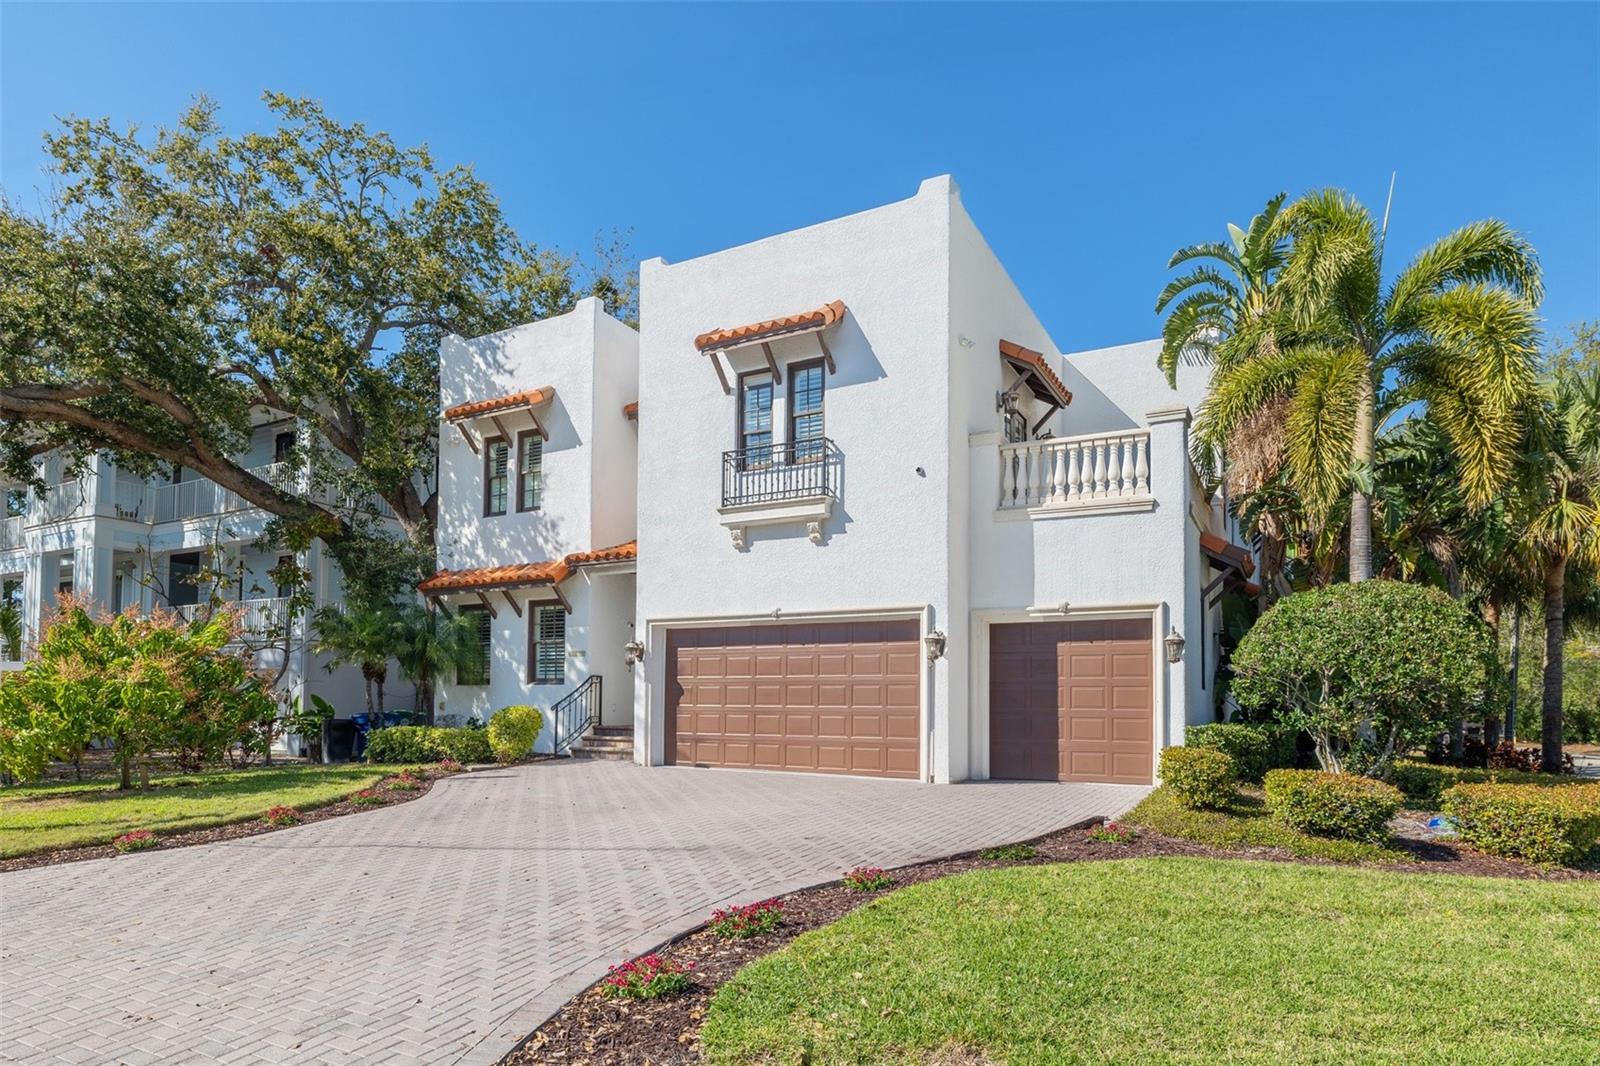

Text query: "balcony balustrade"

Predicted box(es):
[998, 428, 1153, 513]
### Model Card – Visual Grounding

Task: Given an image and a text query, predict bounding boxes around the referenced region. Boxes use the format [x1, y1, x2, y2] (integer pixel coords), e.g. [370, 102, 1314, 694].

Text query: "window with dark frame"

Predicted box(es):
[273, 431, 295, 463]
[484, 438, 509, 516]
[788, 360, 825, 462]
[517, 431, 543, 512]
[738, 372, 774, 469]
[458, 605, 492, 685]
[527, 604, 566, 684]
[275, 554, 294, 599]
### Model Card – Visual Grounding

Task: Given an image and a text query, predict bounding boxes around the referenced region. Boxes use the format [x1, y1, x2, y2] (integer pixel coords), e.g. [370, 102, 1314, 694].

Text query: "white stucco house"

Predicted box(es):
[420, 176, 1257, 783]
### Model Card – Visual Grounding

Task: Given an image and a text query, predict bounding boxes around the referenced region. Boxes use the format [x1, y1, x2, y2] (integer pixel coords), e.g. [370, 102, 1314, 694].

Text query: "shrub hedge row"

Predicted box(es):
[1442, 782, 1600, 866]
[1390, 760, 1569, 810]
[1264, 768, 1403, 843]
[365, 726, 493, 765]
[488, 705, 544, 763]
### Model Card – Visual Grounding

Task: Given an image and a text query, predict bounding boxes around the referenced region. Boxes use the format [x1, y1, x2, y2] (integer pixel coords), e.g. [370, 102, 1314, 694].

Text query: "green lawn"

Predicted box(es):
[0, 764, 389, 857]
[1124, 784, 1411, 863]
[702, 858, 1600, 1065]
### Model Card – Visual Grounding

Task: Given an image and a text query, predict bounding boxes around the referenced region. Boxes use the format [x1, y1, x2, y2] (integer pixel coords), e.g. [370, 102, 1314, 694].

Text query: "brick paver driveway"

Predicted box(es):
[1, 760, 1148, 1065]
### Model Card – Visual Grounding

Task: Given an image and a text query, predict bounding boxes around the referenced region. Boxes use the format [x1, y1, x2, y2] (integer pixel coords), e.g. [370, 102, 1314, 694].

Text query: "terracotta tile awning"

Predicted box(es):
[622, 401, 638, 420]
[443, 387, 554, 423]
[695, 300, 847, 352]
[419, 541, 637, 595]
[1199, 531, 1256, 578]
[999, 340, 1073, 409]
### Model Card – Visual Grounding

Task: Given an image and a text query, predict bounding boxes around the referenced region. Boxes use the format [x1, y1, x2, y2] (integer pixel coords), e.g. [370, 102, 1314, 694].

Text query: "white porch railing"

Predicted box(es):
[172, 596, 294, 637]
[37, 480, 92, 523]
[0, 659, 23, 673]
[153, 463, 288, 524]
[0, 515, 22, 551]
[998, 428, 1152, 511]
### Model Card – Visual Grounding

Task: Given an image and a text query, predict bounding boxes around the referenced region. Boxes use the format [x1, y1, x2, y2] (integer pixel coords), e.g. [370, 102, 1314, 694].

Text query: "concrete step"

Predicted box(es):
[570, 746, 633, 761]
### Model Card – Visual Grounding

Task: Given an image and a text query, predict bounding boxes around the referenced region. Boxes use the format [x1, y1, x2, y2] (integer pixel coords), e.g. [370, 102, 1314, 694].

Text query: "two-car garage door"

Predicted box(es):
[667, 620, 922, 779]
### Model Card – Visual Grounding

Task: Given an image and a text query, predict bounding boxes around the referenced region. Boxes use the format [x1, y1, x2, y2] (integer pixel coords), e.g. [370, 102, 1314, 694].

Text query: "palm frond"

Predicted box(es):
[1154, 266, 1241, 314]
[1158, 292, 1232, 387]
[1282, 344, 1364, 519]
[1385, 219, 1544, 331]
[1194, 345, 1318, 453]
[1166, 241, 1244, 274]
[1409, 284, 1541, 410]
[1409, 354, 1519, 508]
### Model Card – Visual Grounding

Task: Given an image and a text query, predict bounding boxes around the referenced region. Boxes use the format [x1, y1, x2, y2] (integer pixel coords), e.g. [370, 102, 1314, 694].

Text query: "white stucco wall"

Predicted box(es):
[633, 177, 958, 778]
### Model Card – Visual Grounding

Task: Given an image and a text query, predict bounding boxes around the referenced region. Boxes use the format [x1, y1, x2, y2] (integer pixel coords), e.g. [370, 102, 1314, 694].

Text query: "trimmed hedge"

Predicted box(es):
[1264, 769, 1402, 843]
[488, 705, 544, 763]
[1442, 782, 1600, 866]
[1160, 747, 1236, 810]
[1186, 723, 1294, 783]
[364, 725, 493, 765]
[1390, 760, 1569, 810]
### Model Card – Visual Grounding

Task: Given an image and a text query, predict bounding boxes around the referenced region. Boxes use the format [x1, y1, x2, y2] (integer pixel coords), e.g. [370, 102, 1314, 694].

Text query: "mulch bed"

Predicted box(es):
[506, 819, 1599, 1066]
[0, 767, 447, 873]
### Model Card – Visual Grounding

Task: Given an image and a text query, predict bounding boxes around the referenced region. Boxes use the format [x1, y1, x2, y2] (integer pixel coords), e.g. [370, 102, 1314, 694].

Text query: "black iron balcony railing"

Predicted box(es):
[721, 438, 840, 507]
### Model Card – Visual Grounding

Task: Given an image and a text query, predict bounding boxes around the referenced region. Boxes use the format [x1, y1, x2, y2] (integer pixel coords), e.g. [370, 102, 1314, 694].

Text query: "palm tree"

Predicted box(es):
[1512, 368, 1600, 771]
[1201, 189, 1544, 583]
[312, 601, 400, 719]
[1155, 192, 1288, 387]
[391, 603, 480, 724]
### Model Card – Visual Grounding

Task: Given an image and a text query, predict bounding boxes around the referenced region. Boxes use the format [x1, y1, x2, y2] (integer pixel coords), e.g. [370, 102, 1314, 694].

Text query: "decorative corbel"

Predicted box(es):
[806, 520, 823, 545]
[729, 526, 747, 550]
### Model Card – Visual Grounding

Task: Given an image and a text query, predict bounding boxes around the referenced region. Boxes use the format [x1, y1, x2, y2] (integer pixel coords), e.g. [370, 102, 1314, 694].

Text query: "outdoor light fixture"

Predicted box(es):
[1164, 627, 1186, 664]
[623, 639, 645, 666]
[924, 630, 947, 662]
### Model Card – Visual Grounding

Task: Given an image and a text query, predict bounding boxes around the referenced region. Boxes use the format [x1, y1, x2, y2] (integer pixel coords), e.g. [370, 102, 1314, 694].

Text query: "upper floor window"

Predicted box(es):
[274, 431, 295, 463]
[484, 438, 509, 516]
[457, 605, 491, 685]
[527, 603, 565, 684]
[517, 431, 543, 512]
[4, 489, 24, 518]
[739, 372, 774, 468]
[789, 360, 826, 462]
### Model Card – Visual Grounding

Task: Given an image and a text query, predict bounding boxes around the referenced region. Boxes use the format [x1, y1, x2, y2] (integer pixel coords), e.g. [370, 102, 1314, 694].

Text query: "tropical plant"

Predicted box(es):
[1229, 581, 1496, 778]
[392, 604, 482, 722]
[1196, 189, 1543, 583]
[0, 596, 20, 661]
[0, 599, 273, 787]
[1155, 192, 1288, 387]
[312, 601, 400, 718]
[1510, 368, 1600, 771]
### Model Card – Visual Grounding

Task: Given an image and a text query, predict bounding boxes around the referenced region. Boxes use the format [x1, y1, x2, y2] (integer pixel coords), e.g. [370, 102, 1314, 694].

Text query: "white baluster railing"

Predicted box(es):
[0, 515, 22, 551]
[998, 429, 1152, 511]
[153, 463, 287, 523]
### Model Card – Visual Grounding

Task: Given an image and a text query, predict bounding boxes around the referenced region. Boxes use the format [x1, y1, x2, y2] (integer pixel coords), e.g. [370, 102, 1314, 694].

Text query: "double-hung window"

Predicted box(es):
[457, 605, 492, 685]
[484, 437, 509, 516]
[738, 372, 774, 470]
[528, 604, 566, 684]
[517, 431, 543, 512]
[788, 360, 825, 462]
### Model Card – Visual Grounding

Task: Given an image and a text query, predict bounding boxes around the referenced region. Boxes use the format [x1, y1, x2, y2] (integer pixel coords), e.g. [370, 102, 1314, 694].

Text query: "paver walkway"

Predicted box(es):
[0, 760, 1148, 1065]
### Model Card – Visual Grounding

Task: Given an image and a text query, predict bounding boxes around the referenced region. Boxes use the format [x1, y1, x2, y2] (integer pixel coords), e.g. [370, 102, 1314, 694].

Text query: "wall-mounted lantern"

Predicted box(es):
[1164, 627, 1186, 664]
[623, 639, 645, 668]
[923, 630, 947, 662]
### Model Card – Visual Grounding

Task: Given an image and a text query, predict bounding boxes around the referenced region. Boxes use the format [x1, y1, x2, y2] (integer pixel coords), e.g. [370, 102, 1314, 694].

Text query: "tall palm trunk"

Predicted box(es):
[1349, 368, 1376, 582]
[1540, 555, 1566, 773]
[1482, 599, 1502, 746]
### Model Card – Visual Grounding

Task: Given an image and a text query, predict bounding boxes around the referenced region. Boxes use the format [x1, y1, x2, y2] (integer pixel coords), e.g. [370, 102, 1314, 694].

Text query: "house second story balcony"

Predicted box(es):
[997, 427, 1155, 517]
[719, 438, 841, 548]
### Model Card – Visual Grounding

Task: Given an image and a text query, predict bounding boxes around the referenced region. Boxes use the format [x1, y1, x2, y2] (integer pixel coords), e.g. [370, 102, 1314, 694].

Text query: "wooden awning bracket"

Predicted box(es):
[761, 342, 783, 383]
[501, 591, 523, 618]
[551, 583, 573, 614]
[454, 421, 480, 455]
[707, 351, 732, 395]
[474, 590, 498, 619]
[816, 332, 836, 374]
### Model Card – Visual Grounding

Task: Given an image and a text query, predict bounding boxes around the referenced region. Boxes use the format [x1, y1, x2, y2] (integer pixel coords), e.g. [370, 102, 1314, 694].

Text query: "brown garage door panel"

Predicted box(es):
[989, 619, 1154, 785]
[668, 620, 921, 779]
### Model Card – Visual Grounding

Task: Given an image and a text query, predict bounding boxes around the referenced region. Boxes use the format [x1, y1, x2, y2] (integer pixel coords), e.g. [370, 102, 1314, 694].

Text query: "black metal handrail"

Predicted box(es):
[551, 674, 602, 756]
[721, 437, 840, 507]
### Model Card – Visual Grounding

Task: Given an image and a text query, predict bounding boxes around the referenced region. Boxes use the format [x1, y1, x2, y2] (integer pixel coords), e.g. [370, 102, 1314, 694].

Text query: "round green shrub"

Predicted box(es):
[1264, 768, 1402, 843]
[1160, 747, 1236, 810]
[488, 705, 544, 763]
[1185, 723, 1288, 783]
[1230, 581, 1496, 778]
[1441, 782, 1600, 866]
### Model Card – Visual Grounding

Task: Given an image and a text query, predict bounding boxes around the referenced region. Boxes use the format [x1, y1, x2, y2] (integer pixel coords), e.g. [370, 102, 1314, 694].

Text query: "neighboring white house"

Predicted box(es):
[0, 416, 413, 723]
[423, 176, 1257, 784]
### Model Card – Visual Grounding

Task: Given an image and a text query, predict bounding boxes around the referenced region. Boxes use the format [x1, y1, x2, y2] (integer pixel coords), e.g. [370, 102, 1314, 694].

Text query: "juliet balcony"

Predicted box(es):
[718, 437, 841, 547]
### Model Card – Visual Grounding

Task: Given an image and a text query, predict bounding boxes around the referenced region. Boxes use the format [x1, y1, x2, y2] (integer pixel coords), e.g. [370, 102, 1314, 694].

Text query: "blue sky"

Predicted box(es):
[3, 2, 1596, 353]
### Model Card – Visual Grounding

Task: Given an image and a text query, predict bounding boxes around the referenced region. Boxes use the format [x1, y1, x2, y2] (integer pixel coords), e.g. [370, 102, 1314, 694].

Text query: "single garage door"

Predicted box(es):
[989, 618, 1153, 784]
[667, 620, 921, 779]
